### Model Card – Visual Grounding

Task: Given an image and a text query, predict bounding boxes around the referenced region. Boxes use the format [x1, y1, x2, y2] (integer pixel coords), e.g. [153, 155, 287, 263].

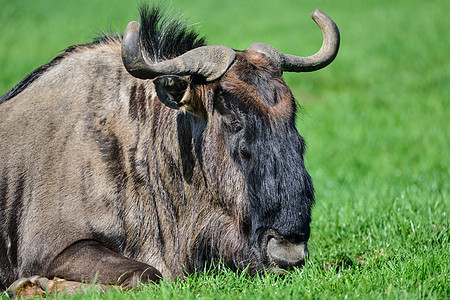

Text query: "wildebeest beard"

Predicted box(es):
[173, 111, 259, 274]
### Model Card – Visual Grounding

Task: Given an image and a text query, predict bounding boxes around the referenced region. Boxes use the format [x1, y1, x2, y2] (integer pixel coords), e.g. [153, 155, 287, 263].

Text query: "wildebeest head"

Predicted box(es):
[122, 10, 339, 273]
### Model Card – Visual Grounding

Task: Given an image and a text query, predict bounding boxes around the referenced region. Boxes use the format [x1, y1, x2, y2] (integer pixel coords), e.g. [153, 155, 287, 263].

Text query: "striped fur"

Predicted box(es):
[0, 5, 314, 290]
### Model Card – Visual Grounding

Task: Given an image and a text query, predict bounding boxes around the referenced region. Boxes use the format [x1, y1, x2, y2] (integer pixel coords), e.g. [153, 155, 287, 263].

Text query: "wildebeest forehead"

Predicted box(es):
[220, 51, 296, 122]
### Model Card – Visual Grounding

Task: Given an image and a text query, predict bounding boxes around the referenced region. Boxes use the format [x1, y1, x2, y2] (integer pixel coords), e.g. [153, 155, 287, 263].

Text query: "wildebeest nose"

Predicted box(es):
[267, 237, 308, 269]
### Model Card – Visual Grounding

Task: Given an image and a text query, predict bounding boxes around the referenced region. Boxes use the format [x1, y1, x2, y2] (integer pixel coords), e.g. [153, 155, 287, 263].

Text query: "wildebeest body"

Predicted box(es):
[0, 41, 223, 282]
[0, 5, 339, 292]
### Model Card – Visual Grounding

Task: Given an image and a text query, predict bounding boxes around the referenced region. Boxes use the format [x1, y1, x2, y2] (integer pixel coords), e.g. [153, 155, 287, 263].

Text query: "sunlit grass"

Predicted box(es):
[1, 0, 448, 299]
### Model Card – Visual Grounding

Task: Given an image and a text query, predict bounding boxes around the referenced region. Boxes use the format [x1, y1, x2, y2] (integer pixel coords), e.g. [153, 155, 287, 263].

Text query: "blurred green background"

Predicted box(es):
[0, 0, 448, 298]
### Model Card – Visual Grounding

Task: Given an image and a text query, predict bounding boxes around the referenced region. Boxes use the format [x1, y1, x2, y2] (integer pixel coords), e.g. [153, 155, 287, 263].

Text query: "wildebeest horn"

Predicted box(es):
[122, 21, 236, 82]
[247, 9, 340, 72]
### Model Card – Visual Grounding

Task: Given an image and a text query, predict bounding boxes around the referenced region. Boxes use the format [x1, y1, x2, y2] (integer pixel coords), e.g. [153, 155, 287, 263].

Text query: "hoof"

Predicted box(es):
[119, 267, 163, 290]
[7, 276, 109, 298]
[7, 276, 47, 299]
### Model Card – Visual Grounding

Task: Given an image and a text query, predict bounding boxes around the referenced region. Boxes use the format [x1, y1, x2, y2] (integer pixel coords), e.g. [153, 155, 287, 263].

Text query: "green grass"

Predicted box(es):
[1, 0, 448, 299]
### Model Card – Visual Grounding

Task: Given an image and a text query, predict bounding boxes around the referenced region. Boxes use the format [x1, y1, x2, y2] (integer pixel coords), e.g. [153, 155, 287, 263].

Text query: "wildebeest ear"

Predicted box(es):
[154, 75, 205, 118]
[154, 75, 189, 109]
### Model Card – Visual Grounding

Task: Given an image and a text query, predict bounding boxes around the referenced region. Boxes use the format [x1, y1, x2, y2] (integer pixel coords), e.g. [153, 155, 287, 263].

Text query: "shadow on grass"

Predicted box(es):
[323, 248, 387, 273]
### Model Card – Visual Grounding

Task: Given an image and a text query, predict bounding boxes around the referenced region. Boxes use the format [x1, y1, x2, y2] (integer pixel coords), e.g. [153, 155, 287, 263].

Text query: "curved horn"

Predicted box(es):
[247, 9, 340, 72]
[121, 21, 236, 81]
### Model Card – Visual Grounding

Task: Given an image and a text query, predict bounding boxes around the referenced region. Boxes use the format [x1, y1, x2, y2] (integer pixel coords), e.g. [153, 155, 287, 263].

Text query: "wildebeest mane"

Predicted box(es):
[138, 4, 206, 62]
[0, 4, 206, 104]
[0, 56, 64, 104]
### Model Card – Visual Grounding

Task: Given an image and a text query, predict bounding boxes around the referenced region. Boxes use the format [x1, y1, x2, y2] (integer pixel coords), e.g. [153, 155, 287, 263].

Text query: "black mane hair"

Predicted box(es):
[138, 4, 206, 61]
[0, 4, 206, 104]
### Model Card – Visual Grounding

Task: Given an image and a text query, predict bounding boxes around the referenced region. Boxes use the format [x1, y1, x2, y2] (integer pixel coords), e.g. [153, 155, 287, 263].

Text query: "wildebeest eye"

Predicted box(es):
[238, 140, 252, 160]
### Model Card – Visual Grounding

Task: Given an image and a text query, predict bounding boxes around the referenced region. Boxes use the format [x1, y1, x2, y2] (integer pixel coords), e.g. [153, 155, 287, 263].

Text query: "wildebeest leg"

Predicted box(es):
[9, 240, 162, 298]
[46, 240, 162, 288]
[7, 276, 108, 298]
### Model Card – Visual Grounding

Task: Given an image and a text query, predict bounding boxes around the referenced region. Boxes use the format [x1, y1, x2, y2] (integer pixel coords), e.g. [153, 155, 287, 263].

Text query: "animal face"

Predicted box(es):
[156, 50, 314, 272]
[122, 7, 339, 273]
[222, 52, 313, 271]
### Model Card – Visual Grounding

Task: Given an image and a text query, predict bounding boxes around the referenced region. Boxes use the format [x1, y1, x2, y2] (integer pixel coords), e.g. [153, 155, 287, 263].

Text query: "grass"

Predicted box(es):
[1, 0, 448, 299]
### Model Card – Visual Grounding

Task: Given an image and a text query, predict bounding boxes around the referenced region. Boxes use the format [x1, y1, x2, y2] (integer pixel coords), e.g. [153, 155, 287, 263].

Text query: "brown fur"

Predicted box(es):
[219, 51, 296, 124]
[1, 31, 311, 291]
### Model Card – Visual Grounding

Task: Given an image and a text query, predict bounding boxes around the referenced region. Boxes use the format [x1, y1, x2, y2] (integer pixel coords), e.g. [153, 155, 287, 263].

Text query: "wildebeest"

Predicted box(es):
[0, 4, 339, 296]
